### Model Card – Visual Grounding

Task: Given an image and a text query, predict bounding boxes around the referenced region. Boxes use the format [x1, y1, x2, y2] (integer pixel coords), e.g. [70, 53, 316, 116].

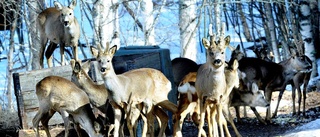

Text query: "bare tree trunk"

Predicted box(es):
[92, 0, 119, 49]
[264, 3, 280, 63]
[179, 0, 197, 62]
[6, 1, 19, 112]
[214, 1, 221, 36]
[141, 0, 155, 45]
[27, 0, 42, 69]
[237, 3, 252, 42]
[299, 0, 318, 77]
[274, 3, 290, 59]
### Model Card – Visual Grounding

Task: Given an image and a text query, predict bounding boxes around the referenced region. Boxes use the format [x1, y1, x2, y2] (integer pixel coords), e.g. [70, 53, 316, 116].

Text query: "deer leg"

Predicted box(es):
[223, 105, 241, 137]
[59, 111, 72, 137]
[297, 86, 302, 116]
[272, 89, 287, 118]
[197, 97, 207, 137]
[250, 107, 267, 125]
[243, 106, 247, 118]
[72, 41, 79, 61]
[291, 83, 297, 115]
[153, 106, 168, 137]
[39, 38, 48, 68]
[68, 115, 82, 137]
[60, 43, 66, 66]
[207, 104, 213, 137]
[264, 89, 273, 123]
[234, 106, 242, 123]
[146, 110, 155, 137]
[173, 99, 196, 137]
[111, 103, 122, 137]
[41, 109, 55, 137]
[217, 105, 226, 137]
[303, 74, 311, 116]
[141, 112, 148, 137]
[45, 42, 57, 68]
[32, 105, 52, 137]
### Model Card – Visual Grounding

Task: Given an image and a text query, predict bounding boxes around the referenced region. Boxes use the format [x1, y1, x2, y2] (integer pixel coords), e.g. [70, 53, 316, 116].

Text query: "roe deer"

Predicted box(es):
[71, 59, 115, 135]
[173, 60, 269, 137]
[238, 49, 312, 123]
[91, 43, 177, 137]
[37, 0, 80, 68]
[71, 59, 169, 137]
[195, 35, 230, 137]
[252, 46, 312, 117]
[32, 76, 103, 137]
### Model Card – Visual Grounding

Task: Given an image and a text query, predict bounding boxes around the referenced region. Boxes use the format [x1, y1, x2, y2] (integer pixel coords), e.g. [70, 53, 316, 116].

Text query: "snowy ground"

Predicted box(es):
[284, 119, 320, 137]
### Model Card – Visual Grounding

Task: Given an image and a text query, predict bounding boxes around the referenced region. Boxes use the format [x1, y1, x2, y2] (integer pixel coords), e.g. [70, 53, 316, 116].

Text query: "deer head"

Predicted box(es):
[91, 42, 118, 76]
[54, 0, 77, 27]
[202, 35, 230, 69]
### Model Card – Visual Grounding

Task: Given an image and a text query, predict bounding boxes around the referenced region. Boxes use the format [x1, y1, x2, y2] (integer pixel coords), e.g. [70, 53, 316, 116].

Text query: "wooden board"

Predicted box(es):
[14, 46, 177, 132]
[14, 65, 73, 129]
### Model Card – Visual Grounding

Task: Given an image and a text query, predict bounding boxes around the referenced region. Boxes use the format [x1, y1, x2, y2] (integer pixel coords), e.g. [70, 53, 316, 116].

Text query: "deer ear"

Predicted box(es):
[224, 36, 231, 46]
[109, 45, 118, 55]
[69, 0, 77, 9]
[74, 61, 81, 73]
[54, 1, 63, 10]
[236, 44, 240, 50]
[202, 38, 210, 49]
[251, 82, 259, 93]
[232, 60, 239, 70]
[90, 46, 99, 58]
[70, 59, 76, 69]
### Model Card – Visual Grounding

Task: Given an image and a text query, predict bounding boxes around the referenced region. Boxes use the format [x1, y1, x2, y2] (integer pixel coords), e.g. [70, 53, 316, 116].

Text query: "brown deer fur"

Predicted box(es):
[173, 59, 269, 137]
[91, 43, 177, 137]
[195, 35, 230, 137]
[32, 76, 103, 137]
[37, 0, 80, 68]
[71, 59, 169, 137]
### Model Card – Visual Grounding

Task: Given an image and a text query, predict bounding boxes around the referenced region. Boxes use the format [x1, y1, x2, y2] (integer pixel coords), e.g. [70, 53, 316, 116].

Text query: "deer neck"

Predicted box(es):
[102, 69, 127, 106]
[79, 71, 107, 108]
[280, 59, 298, 81]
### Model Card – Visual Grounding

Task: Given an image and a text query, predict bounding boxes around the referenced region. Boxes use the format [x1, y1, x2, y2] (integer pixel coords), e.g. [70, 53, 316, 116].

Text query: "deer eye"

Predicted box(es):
[209, 52, 214, 56]
[221, 52, 224, 54]
[69, 13, 72, 15]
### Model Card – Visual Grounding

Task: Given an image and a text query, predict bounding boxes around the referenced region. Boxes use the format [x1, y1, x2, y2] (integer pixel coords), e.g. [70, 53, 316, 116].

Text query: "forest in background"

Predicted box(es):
[0, 0, 319, 129]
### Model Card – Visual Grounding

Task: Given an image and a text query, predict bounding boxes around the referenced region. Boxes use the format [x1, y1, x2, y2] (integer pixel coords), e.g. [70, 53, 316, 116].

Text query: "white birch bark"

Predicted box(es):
[141, 0, 155, 45]
[264, 3, 281, 63]
[179, 0, 197, 62]
[27, 0, 42, 69]
[299, 0, 317, 77]
[92, 0, 119, 49]
[214, 1, 221, 36]
[6, 1, 18, 112]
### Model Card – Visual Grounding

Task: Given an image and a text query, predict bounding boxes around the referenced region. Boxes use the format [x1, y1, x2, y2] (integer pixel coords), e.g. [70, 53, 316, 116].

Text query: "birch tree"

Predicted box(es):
[299, 0, 318, 77]
[179, 0, 197, 62]
[1, 0, 19, 112]
[264, 3, 280, 63]
[237, 3, 252, 42]
[141, 0, 155, 45]
[92, 0, 119, 49]
[27, 0, 43, 69]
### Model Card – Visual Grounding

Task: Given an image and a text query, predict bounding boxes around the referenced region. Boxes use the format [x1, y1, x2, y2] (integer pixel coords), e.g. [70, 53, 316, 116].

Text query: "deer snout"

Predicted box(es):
[213, 59, 221, 64]
[100, 67, 106, 73]
[64, 21, 69, 26]
[266, 103, 270, 107]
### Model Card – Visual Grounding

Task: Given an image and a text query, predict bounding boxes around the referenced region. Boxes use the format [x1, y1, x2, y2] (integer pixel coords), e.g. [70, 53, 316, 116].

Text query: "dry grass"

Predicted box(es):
[0, 109, 20, 130]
